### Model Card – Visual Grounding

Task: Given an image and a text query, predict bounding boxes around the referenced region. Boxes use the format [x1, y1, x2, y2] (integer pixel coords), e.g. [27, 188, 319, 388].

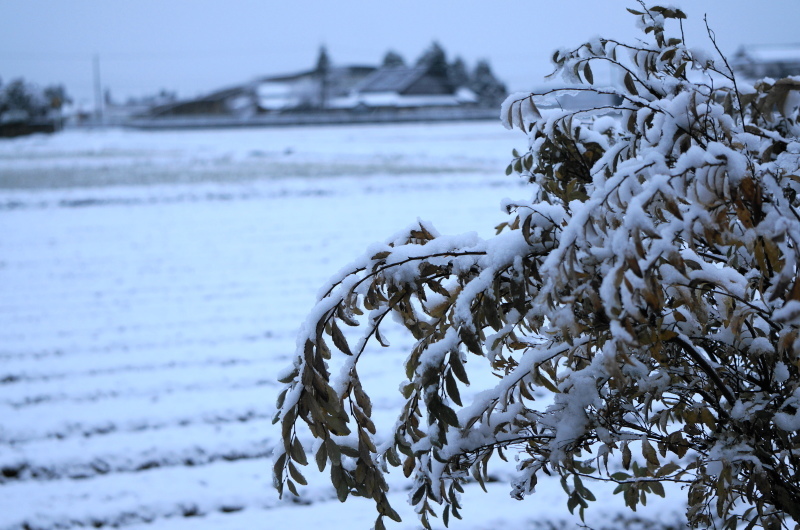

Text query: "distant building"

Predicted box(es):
[257, 66, 377, 112]
[100, 89, 177, 125]
[147, 64, 377, 119]
[732, 44, 800, 80]
[329, 65, 477, 110]
[147, 63, 481, 119]
[148, 83, 259, 118]
[132, 45, 506, 128]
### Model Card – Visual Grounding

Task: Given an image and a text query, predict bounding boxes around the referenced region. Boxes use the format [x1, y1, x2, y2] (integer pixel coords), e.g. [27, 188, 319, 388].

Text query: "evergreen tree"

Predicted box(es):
[315, 46, 331, 109]
[470, 59, 507, 107]
[315, 45, 331, 74]
[448, 57, 470, 87]
[416, 41, 448, 77]
[382, 50, 406, 68]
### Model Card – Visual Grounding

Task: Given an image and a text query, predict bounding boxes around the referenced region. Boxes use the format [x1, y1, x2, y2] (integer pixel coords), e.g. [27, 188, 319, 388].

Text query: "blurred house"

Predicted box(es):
[329, 65, 477, 110]
[732, 44, 800, 80]
[99, 90, 178, 126]
[131, 45, 505, 128]
[145, 63, 480, 119]
[149, 65, 376, 118]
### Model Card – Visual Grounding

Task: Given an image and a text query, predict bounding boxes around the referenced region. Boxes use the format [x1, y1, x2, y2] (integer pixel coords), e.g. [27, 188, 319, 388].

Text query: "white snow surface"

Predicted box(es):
[0, 123, 685, 529]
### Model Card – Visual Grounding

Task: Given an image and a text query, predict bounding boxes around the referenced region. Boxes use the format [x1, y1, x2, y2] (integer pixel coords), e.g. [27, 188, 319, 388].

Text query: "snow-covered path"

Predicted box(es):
[0, 124, 685, 529]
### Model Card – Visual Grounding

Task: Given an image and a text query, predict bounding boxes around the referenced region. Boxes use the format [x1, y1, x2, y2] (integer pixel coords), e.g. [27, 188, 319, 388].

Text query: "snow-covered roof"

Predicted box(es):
[732, 44, 800, 79]
[256, 82, 301, 110]
[255, 65, 375, 84]
[355, 66, 431, 94]
[338, 93, 456, 108]
[735, 44, 800, 64]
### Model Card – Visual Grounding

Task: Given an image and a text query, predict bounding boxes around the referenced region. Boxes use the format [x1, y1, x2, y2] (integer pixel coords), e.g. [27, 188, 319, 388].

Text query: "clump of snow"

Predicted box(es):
[774, 362, 790, 383]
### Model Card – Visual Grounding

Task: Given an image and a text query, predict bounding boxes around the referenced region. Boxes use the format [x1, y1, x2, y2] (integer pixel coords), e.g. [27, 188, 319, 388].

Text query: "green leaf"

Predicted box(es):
[385, 446, 401, 467]
[403, 455, 416, 477]
[624, 73, 638, 95]
[427, 280, 451, 298]
[326, 438, 342, 464]
[567, 492, 579, 514]
[650, 480, 666, 497]
[535, 368, 560, 393]
[657, 462, 681, 477]
[281, 407, 296, 443]
[375, 327, 390, 347]
[642, 439, 659, 467]
[275, 388, 288, 410]
[411, 484, 427, 505]
[524, 154, 533, 171]
[445, 371, 462, 407]
[340, 444, 360, 458]
[273, 452, 287, 495]
[291, 436, 308, 466]
[354, 384, 373, 417]
[286, 478, 299, 497]
[482, 292, 504, 331]
[330, 320, 352, 355]
[401, 382, 415, 399]
[583, 63, 594, 84]
[278, 369, 298, 384]
[382, 499, 402, 523]
[315, 441, 328, 472]
[459, 328, 483, 355]
[434, 400, 460, 427]
[331, 463, 349, 502]
[449, 352, 470, 385]
[289, 461, 308, 486]
[325, 410, 351, 436]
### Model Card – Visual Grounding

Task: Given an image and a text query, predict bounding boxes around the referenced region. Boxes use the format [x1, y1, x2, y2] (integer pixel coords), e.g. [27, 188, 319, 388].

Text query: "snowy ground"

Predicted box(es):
[0, 122, 686, 529]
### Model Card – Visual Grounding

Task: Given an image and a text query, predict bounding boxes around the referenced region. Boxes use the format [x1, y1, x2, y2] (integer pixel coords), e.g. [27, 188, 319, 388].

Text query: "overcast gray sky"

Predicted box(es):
[2, 1, 799, 106]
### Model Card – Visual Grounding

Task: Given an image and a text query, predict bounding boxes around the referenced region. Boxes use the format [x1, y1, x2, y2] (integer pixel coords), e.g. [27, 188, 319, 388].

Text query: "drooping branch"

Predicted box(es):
[671, 335, 736, 405]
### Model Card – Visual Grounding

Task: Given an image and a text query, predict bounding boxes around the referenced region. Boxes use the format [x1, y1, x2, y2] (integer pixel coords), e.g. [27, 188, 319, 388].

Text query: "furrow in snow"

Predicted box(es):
[0, 385, 278, 444]
[0, 419, 276, 484]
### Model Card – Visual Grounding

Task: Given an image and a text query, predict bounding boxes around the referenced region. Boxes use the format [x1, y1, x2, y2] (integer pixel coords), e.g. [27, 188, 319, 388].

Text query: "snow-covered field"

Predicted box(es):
[0, 122, 686, 529]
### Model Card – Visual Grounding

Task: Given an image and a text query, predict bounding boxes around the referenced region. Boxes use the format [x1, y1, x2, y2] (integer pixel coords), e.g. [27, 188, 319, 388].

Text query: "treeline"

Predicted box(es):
[403, 42, 507, 107]
[0, 78, 70, 121]
[0, 78, 70, 137]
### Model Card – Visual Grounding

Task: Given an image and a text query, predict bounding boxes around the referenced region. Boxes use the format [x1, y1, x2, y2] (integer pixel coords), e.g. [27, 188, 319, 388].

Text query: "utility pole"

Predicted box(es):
[316, 46, 330, 110]
[93, 54, 104, 125]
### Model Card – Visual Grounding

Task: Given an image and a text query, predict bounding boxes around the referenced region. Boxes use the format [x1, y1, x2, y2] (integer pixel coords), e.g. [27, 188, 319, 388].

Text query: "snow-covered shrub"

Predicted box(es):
[274, 5, 800, 529]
